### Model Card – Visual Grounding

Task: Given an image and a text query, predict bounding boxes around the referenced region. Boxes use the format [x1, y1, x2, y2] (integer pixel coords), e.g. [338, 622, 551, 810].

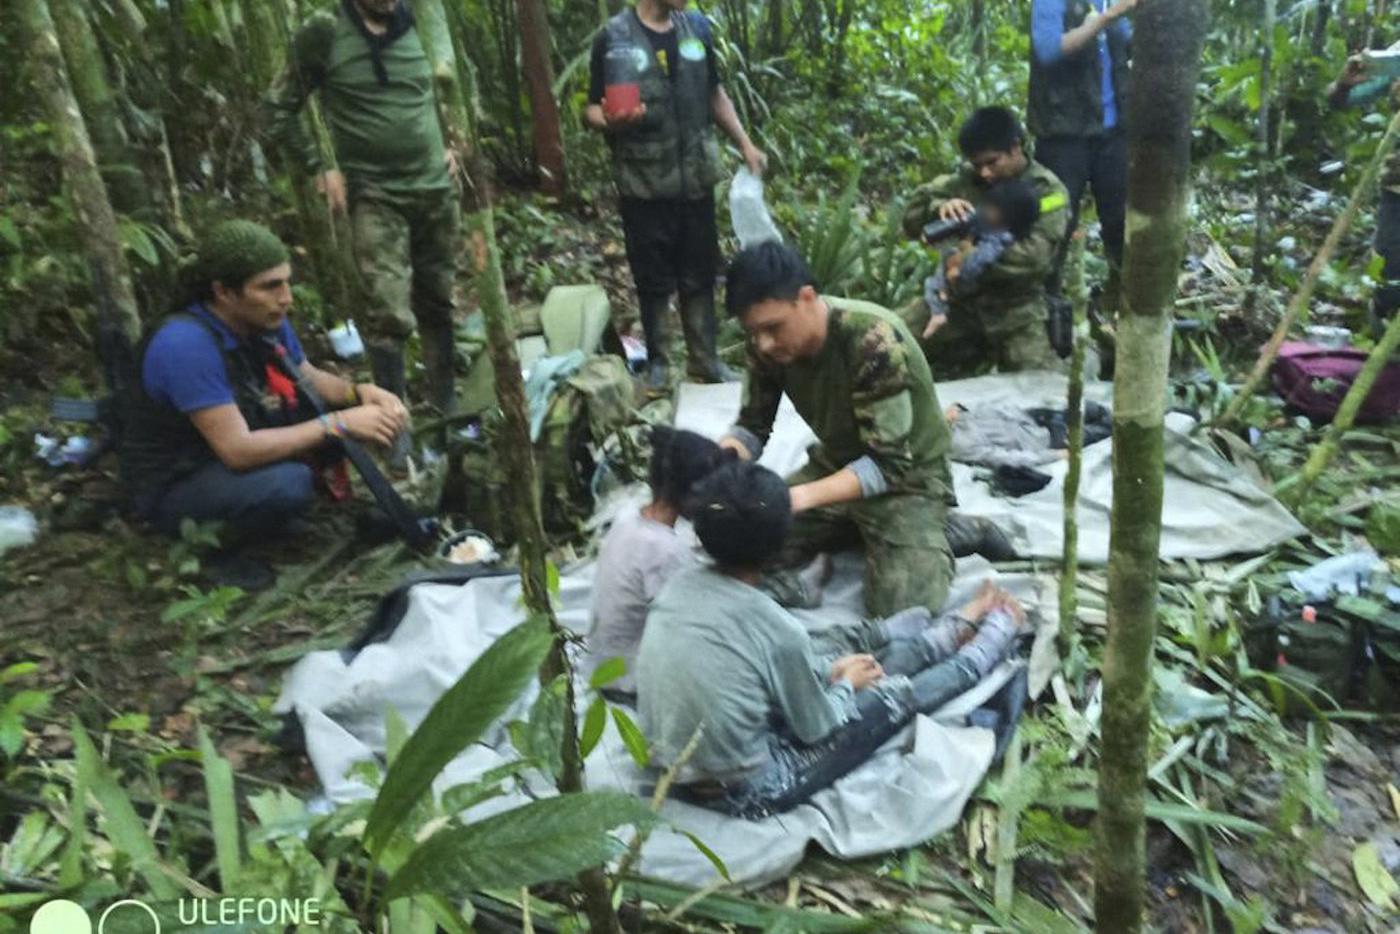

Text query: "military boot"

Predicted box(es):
[638, 293, 671, 397]
[944, 512, 1016, 562]
[679, 291, 739, 383]
[419, 322, 458, 416]
[368, 341, 412, 472]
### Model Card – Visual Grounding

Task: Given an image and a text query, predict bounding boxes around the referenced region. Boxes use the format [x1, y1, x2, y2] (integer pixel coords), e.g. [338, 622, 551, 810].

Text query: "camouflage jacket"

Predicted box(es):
[901, 159, 1069, 328]
[732, 297, 954, 502]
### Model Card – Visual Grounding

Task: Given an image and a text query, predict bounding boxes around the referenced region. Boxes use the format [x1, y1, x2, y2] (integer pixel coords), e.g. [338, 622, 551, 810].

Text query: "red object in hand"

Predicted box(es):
[604, 82, 642, 119]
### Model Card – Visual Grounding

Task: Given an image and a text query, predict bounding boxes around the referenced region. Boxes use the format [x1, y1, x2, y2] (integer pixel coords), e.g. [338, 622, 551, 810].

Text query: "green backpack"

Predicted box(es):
[454, 354, 635, 546]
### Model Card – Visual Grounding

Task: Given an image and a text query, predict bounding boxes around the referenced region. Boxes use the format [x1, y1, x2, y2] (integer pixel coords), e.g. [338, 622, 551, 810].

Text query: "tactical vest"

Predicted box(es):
[1027, 0, 1131, 139]
[604, 10, 722, 201]
[121, 309, 314, 509]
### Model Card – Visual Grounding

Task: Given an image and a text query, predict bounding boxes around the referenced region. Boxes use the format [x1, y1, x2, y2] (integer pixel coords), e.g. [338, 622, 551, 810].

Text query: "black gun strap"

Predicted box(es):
[264, 343, 435, 553]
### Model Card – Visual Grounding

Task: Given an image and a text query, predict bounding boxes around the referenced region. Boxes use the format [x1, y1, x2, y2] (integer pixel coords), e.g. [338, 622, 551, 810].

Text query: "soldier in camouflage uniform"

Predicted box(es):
[719, 242, 957, 618]
[1330, 54, 1400, 337]
[902, 107, 1070, 376]
[265, 0, 460, 465]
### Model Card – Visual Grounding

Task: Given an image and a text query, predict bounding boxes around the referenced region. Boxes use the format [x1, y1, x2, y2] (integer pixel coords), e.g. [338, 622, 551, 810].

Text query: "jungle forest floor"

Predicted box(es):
[2, 187, 1399, 933]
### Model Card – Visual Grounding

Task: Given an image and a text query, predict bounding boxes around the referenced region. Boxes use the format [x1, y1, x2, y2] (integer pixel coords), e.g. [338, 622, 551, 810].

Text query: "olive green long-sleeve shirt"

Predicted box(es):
[732, 297, 954, 503]
[264, 7, 450, 195]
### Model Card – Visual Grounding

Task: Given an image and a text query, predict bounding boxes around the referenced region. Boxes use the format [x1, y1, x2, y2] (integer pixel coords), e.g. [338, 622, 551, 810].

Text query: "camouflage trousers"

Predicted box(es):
[351, 186, 460, 345]
[898, 297, 1063, 379]
[764, 464, 954, 618]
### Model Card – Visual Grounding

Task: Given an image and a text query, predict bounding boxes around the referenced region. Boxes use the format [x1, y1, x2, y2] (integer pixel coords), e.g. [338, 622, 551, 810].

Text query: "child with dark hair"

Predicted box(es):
[581, 426, 730, 695]
[636, 460, 1025, 819]
[922, 179, 1042, 338]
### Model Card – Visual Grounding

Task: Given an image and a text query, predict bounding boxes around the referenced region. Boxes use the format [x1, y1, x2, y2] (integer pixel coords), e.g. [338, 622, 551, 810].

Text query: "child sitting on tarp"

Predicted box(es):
[922, 178, 1042, 339]
[636, 461, 1026, 819]
[580, 427, 731, 698]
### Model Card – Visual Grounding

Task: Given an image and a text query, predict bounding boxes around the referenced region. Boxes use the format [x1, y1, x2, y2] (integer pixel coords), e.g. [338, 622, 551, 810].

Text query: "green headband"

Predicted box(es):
[198, 220, 290, 290]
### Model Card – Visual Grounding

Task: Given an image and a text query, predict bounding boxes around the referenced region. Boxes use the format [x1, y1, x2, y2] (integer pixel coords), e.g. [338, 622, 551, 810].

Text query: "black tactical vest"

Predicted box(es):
[1027, 0, 1131, 140]
[604, 9, 722, 201]
[120, 309, 312, 509]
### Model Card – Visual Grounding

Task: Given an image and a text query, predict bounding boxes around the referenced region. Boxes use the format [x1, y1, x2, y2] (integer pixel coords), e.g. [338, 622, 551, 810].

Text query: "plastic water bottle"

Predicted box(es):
[729, 168, 782, 249]
[604, 44, 644, 119]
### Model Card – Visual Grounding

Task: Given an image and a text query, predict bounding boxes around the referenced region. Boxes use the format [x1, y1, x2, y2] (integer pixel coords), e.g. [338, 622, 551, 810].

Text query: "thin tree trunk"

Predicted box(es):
[1250, 0, 1277, 285]
[418, 6, 618, 930]
[1094, 2, 1206, 932]
[763, 0, 785, 58]
[1059, 231, 1088, 657]
[515, 0, 567, 196]
[1219, 107, 1400, 428]
[21, 0, 143, 346]
[1311, 0, 1332, 58]
[972, 0, 986, 63]
[49, 0, 146, 215]
[1281, 309, 1400, 504]
[241, 0, 283, 93]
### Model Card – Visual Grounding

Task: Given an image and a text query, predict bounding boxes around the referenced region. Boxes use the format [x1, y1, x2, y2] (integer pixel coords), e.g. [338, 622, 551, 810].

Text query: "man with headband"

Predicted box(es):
[122, 220, 407, 587]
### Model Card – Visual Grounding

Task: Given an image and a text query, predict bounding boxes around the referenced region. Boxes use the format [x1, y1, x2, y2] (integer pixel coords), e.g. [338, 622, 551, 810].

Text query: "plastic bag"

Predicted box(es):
[728, 168, 782, 249]
[0, 506, 38, 556]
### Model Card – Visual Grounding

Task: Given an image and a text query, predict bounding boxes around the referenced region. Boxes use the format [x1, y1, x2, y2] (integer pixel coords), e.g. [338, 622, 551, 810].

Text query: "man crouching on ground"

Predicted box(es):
[121, 220, 407, 587]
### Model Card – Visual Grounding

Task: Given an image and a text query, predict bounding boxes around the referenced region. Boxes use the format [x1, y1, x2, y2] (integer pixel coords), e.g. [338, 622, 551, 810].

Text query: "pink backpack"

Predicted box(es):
[1271, 341, 1400, 423]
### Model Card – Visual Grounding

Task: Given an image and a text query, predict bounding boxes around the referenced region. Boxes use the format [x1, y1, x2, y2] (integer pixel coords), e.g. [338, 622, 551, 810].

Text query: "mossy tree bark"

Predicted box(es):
[417, 6, 619, 932]
[1249, 0, 1277, 285]
[49, 0, 146, 215]
[1094, 2, 1207, 932]
[21, 0, 143, 347]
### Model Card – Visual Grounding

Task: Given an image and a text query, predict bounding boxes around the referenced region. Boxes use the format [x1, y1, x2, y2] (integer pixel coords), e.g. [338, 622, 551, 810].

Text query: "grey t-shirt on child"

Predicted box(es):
[582, 508, 694, 693]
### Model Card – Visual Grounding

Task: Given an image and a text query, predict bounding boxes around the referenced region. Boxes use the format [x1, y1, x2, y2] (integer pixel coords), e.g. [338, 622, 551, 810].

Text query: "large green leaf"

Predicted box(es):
[72, 719, 180, 899]
[198, 727, 241, 893]
[363, 617, 553, 855]
[386, 791, 656, 900]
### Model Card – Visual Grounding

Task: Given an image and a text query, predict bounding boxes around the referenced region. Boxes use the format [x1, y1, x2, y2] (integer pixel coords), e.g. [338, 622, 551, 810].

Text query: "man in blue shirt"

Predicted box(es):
[1029, 0, 1135, 293]
[122, 221, 407, 585]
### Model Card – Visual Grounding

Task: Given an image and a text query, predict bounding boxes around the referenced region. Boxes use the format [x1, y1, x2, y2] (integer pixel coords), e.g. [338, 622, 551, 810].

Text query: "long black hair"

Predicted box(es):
[648, 426, 733, 517]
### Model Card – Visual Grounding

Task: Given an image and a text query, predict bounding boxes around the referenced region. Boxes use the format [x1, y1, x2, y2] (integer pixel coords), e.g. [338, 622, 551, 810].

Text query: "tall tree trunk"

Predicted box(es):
[971, 0, 987, 63]
[1311, 0, 1332, 57]
[515, 0, 567, 196]
[257, 0, 358, 324]
[21, 0, 143, 346]
[1094, 2, 1206, 932]
[417, 6, 618, 931]
[763, 0, 785, 58]
[1058, 231, 1089, 658]
[49, 0, 146, 215]
[1218, 107, 1400, 428]
[1250, 0, 1277, 285]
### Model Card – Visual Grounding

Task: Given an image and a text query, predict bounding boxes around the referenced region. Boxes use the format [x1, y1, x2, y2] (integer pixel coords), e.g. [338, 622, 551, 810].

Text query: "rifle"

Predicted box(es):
[264, 339, 440, 554]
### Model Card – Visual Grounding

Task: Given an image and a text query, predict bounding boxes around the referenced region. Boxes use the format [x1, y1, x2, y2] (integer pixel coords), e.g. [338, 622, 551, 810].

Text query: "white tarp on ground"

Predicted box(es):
[674, 371, 1306, 562]
[278, 372, 1304, 887]
[277, 553, 1056, 888]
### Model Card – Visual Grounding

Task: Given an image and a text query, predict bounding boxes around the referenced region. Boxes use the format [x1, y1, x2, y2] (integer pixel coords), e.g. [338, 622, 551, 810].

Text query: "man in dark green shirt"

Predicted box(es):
[719, 242, 958, 617]
[265, 0, 460, 464]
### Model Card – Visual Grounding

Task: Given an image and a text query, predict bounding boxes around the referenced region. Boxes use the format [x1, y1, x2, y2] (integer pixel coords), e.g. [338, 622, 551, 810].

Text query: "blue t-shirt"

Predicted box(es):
[1031, 0, 1131, 130]
[142, 305, 307, 414]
